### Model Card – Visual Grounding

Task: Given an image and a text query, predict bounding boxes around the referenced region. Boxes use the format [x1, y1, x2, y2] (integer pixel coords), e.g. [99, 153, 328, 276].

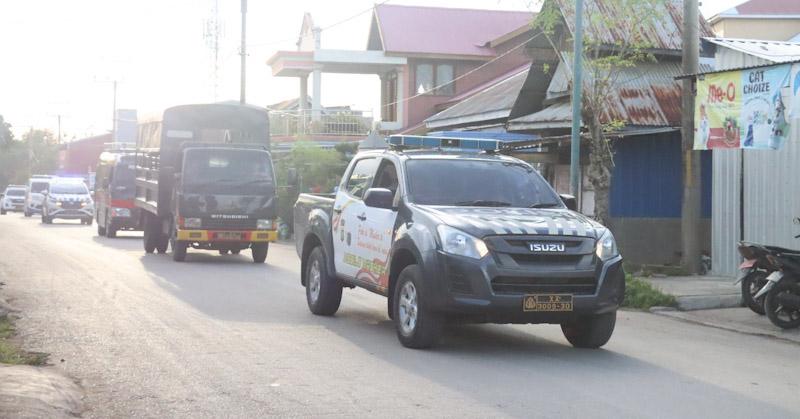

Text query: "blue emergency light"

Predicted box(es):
[387, 135, 502, 151]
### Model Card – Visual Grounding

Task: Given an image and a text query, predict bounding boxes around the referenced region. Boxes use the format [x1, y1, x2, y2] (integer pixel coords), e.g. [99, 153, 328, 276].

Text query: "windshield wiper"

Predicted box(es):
[529, 202, 561, 209]
[454, 200, 512, 207]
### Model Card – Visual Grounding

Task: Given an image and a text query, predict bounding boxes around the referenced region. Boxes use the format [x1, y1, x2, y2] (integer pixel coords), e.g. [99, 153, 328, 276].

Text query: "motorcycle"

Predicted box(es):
[735, 242, 775, 315]
[754, 247, 800, 329]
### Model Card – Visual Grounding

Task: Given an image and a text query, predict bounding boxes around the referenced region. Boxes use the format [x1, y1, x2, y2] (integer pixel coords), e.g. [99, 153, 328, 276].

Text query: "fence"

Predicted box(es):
[269, 109, 373, 137]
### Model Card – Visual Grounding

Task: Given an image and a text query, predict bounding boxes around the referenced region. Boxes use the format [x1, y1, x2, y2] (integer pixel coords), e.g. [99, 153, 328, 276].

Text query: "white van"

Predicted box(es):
[24, 175, 54, 217]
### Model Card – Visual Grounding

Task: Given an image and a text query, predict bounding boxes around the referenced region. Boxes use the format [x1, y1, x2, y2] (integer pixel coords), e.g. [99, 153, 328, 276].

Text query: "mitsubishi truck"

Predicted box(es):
[294, 135, 625, 349]
[135, 103, 278, 262]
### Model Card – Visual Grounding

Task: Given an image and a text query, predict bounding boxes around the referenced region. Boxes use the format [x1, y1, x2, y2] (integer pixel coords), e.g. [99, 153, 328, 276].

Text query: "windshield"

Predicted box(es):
[182, 149, 273, 194]
[112, 163, 136, 186]
[30, 181, 49, 194]
[405, 159, 562, 208]
[51, 182, 89, 195]
[5, 188, 25, 196]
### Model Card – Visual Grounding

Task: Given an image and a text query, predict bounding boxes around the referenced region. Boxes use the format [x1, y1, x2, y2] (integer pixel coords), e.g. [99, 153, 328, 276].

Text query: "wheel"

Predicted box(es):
[561, 312, 617, 349]
[143, 215, 158, 254]
[219, 249, 230, 255]
[764, 281, 800, 329]
[393, 265, 443, 349]
[741, 270, 768, 315]
[231, 249, 241, 255]
[1, 208, 6, 215]
[24, 209, 30, 217]
[97, 220, 106, 236]
[105, 216, 117, 238]
[155, 235, 168, 254]
[251, 243, 269, 263]
[171, 239, 188, 262]
[305, 246, 342, 315]
[84, 218, 93, 226]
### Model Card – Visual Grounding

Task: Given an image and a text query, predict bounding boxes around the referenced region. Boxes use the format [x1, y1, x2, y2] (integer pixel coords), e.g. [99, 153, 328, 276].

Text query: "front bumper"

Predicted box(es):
[176, 229, 278, 243]
[48, 206, 94, 219]
[26, 203, 43, 214]
[422, 250, 625, 324]
[3, 200, 25, 211]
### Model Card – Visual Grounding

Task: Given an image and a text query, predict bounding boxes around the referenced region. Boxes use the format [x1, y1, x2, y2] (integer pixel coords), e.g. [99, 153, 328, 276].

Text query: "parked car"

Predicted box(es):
[24, 175, 54, 217]
[41, 178, 94, 225]
[1, 185, 28, 214]
[294, 135, 625, 349]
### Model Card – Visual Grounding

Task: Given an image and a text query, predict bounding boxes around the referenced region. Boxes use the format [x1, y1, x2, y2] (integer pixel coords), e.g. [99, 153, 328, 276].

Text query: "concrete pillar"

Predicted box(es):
[312, 68, 322, 121]
[395, 67, 405, 127]
[299, 74, 308, 133]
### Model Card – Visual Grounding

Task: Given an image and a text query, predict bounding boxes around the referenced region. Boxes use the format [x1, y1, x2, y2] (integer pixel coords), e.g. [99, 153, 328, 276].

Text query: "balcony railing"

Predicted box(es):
[269, 109, 374, 137]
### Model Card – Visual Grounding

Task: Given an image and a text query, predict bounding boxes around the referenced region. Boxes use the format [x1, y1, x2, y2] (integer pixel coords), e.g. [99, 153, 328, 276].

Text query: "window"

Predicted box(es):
[416, 64, 433, 94]
[374, 160, 399, 197]
[436, 64, 454, 95]
[30, 182, 49, 194]
[415, 63, 454, 95]
[51, 182, 89, 195]
[345, 158, 379, 199]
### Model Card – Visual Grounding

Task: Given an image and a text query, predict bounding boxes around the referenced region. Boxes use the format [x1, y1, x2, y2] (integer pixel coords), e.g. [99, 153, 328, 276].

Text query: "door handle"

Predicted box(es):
[357, 213, 367, 221]
[333, 207, 342, 214]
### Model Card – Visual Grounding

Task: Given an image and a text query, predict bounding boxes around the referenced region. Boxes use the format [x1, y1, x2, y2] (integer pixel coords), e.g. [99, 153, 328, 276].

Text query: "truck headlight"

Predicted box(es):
[55, 201, 62, 207]
[257, 219, 274, 230]
[183, 217, 202, 228]
[595, 229, 619, 261]
[111, 207, 131, 217]
[436, 225, 489, 260]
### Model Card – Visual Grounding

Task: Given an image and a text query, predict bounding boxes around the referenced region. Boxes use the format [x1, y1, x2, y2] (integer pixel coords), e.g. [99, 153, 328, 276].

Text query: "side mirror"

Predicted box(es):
[364, 188, 394, 210]
[559, 194, 577, 211]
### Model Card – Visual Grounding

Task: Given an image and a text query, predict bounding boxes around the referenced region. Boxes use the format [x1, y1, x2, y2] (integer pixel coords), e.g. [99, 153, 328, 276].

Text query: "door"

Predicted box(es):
[332, 157, 379, 279]
[360, 159, 400, 291]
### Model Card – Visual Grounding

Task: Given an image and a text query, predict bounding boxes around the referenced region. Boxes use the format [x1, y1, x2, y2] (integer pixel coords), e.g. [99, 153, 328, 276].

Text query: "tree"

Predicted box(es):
[0, 115, 13, 149]
[0, 128, 59, 188]
[536, 0, 665, 224]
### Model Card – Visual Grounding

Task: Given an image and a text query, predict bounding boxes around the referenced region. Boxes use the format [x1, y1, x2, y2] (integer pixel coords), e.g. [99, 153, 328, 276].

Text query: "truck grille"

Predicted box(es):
[491, 276, 597, 295]
[201, 217, 257, 230]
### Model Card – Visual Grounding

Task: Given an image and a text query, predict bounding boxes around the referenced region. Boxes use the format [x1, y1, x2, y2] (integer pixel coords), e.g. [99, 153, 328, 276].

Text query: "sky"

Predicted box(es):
[0, 0, 736, 139]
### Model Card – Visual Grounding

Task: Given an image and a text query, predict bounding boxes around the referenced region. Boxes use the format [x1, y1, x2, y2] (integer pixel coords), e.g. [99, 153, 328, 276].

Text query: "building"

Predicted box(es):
[57, 133, 110, 180]
[709, 0, 800, 41]
[425, 0, 716, 266]
[267, 4, 535, 136]
[698, 38, 800, 276]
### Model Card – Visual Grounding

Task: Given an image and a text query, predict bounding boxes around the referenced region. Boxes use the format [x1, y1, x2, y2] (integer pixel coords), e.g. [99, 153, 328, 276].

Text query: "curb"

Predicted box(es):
[674, 294, 742, 311]
[650, 308, 800, 345]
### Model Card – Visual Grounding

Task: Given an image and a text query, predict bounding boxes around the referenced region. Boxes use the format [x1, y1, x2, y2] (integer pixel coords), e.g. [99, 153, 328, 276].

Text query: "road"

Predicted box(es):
[0, 213, 799, 418]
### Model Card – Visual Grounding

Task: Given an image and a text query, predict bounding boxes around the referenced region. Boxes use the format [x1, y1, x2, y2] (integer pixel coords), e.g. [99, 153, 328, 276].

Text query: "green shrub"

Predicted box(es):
[622, 275, 677, 309]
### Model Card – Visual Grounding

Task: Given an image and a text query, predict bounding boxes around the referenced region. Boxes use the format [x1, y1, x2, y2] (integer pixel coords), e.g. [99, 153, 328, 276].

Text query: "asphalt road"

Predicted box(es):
[1, 213, 799, 418]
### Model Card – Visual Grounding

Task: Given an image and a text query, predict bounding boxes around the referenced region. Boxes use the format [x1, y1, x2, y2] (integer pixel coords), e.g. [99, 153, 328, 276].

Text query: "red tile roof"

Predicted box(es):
[373, 4, 533, 58]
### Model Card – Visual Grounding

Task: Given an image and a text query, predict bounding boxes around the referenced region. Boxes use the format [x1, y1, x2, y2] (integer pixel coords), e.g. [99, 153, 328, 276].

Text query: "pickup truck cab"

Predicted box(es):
[295, 136, 625, 349]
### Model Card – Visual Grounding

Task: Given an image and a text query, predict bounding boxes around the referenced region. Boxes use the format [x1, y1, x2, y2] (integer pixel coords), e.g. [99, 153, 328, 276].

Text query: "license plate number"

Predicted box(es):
[523, 294, 573, 312]
[215, 231, 243, 241]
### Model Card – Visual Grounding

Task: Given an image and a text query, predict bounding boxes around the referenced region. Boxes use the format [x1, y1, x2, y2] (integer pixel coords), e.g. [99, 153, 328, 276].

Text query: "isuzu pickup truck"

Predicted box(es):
[294, 135, 625, 349]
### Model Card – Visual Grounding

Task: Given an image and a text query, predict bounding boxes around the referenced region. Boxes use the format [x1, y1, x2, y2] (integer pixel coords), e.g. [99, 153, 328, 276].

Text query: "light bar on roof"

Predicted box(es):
[387, 135, 502, 151]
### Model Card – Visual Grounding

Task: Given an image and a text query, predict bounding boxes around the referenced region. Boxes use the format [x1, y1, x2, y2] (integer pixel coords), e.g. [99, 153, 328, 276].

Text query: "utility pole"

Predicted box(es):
[57, 115, 62, 144]
[240, 0, 247, 104]
[111, 80, 118, 141]
[681, 0, 702, 273]
[570, 0, 584, 199]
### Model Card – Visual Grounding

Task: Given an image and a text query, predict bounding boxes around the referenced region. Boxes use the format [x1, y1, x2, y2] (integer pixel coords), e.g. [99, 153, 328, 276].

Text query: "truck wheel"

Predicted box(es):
[393, 265, 443, 349]
[24, 210, 30, 217]
[305, 246, 342, 315]
[143, 215, 157, 254]
[251, 243, 269, 263]
[171, 239, 188, 262]
[231, 249, 241, 255]
[561, 312, 617, 349]
[106, 224, 117, 238]
[219, 249, 229, 255]
[155, 235, 168, 254]
[97, 221, 106, 236]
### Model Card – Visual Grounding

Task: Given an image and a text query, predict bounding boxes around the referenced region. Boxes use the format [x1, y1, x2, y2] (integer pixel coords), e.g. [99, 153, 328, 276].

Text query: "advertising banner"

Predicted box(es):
[694, 63, 792, 150]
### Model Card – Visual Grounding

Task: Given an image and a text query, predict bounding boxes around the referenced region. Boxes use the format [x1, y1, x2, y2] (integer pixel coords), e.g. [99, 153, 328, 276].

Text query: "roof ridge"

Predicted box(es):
[376, 3, 532, 15]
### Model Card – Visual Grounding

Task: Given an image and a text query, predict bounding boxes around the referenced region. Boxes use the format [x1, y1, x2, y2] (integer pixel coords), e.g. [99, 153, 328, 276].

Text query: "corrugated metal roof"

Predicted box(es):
[555, 0, 714, 52]
[510, 60, 713, 130]
[704, 38, 800, 63]
[425, 68, 529, 129]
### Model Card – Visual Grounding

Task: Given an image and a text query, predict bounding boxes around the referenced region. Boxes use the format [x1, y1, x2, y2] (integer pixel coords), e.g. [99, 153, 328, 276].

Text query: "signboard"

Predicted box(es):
[694, 64, 792, 150]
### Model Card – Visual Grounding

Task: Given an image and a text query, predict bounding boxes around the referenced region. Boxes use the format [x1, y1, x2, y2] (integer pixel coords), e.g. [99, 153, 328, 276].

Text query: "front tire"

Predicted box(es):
[393, 265, 443, 349]
[305, 247, 342, 315]
[561, 312, 616, 349]
[742, 270, 767, 315]
[97, 220, 106, 236]
[143, 215, 158, 254]
[765, 281, 800, 329]
[251, 243, 269, 263]
[24, 209, 31, 217]
[1, 208, 6, 215]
